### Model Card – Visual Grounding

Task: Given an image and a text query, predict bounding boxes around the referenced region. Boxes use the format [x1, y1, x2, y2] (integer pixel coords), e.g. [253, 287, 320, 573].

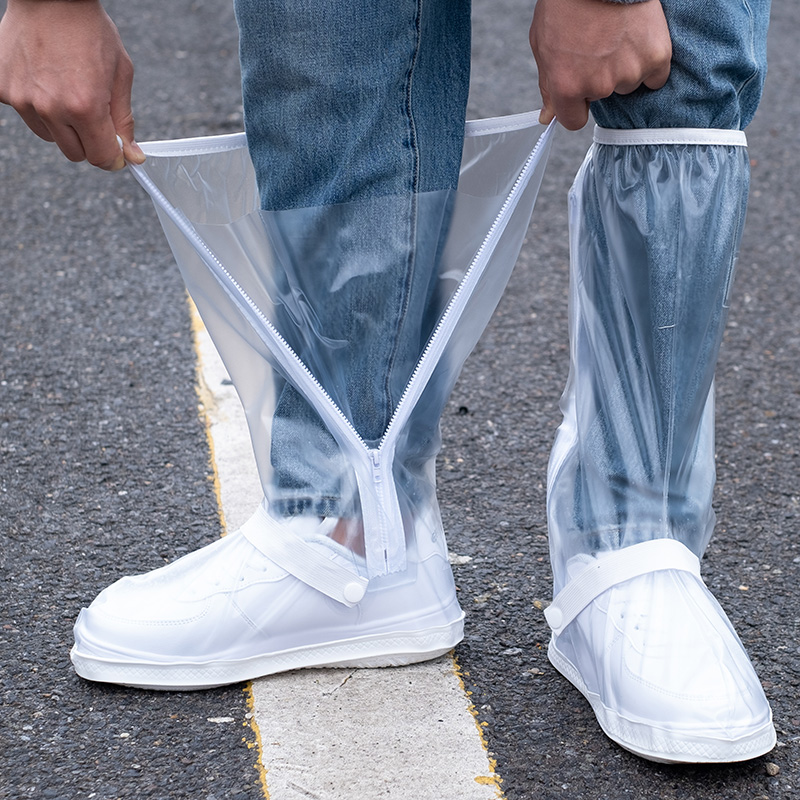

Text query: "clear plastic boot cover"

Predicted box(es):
[130, 113, 554, 593]
[542, 128, 776, 763]
[547, 127, 751, 594]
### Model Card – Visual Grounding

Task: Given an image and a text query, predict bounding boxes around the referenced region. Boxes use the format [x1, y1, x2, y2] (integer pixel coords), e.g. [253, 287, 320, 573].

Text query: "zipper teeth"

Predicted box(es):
[381, 129, 547, 445]
[130, 165, 368, 449]
[198, 241, 369, 448]
[132, 120, 548, 456]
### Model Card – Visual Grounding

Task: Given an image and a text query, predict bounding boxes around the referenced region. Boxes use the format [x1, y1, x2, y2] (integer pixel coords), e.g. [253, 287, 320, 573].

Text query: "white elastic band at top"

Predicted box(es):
[544, 539, 702, 637]
[594, 126, 747, 148]
[242, 504, 369, 608]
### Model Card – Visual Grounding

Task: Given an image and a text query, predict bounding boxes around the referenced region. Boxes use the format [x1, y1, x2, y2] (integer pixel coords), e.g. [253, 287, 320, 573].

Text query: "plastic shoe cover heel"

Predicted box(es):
[70, 113, 555, 689]
[545, 127, 775, 761]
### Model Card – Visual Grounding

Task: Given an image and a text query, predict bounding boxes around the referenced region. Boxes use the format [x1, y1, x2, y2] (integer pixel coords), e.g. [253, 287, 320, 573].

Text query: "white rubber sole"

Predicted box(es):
[548, 636, 777, 764]
[70, 615, 465, 691]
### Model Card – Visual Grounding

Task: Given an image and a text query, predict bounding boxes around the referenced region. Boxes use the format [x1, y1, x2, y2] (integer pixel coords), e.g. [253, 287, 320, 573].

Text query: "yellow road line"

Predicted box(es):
[189, 295, 505, 800]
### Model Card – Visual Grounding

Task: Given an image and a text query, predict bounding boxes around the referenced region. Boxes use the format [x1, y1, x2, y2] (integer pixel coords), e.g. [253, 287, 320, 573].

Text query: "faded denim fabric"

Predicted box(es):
[592, 0, 770, 130]
[232, 0, 471, 515]
[549, 0, 772, 590]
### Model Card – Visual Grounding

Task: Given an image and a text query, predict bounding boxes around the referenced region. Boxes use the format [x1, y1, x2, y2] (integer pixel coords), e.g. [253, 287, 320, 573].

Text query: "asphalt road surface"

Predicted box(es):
[1, 1, 799, 798]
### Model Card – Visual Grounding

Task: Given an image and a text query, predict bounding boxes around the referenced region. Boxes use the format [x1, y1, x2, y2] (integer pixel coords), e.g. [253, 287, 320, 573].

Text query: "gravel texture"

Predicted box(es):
[1, 0, 798, 798]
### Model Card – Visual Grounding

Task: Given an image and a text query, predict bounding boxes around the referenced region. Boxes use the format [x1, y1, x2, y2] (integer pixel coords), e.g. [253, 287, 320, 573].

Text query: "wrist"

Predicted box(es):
[7, 0, 102, 5]
[5, 0, 103, 14]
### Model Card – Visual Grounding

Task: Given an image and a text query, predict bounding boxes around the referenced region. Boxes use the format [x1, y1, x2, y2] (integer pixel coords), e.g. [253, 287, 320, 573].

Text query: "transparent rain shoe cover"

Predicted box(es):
[547, 540, 775, 762]
[131, 113, 554, 591]
[547, 128, 751, 593]
[543, 129, 775, 761]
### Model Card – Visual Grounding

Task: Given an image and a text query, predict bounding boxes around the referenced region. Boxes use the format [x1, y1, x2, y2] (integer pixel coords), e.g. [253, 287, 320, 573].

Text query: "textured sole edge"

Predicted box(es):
[70, 615, 465, 691]
[548, 636, 777, 764]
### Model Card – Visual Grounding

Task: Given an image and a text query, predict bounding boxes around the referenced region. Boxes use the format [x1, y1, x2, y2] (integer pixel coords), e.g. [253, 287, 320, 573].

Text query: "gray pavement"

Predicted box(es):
[2, 0, 799, 798]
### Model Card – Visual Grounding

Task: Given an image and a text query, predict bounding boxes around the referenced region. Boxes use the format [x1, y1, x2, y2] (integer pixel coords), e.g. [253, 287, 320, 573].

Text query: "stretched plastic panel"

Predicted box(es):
[131, 113, 554, 585]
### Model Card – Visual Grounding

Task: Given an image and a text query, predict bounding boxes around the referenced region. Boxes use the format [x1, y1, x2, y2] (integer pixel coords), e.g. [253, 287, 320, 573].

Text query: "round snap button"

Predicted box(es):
[343, 581, 366, 604]
[546, 605, 563, 630]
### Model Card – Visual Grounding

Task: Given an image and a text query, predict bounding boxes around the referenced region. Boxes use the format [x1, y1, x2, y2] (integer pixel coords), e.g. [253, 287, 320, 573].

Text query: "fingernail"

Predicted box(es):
[130, 140, 146, 163]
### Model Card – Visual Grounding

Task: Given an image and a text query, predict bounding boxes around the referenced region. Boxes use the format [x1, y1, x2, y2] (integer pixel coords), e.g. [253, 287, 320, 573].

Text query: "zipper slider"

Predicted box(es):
[370, 449, 383, 485]
[367, 448, 389, 571]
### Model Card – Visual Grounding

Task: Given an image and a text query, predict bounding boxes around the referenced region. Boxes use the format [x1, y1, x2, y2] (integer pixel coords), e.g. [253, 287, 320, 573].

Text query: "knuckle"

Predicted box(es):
[86, 149, 117, 169]
[65, 97, 102, 123]
[31, 96, 63, 122]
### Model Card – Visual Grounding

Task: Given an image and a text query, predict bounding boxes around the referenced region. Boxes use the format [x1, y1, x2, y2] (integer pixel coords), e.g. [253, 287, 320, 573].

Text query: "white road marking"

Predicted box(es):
[192, 305, 503, 800]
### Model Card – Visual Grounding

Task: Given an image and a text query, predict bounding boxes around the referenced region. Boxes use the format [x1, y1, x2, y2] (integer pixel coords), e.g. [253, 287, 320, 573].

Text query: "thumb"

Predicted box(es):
[539, 83, 555, 125]
[110, 57, 145, 165]
[117, 130, 146, 166]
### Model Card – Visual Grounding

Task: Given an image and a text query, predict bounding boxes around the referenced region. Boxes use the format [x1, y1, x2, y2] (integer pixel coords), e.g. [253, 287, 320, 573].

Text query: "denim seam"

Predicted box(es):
[736, 0, 761, 131]
[403, 0, 422, 196]
[381, 0, 424, 429]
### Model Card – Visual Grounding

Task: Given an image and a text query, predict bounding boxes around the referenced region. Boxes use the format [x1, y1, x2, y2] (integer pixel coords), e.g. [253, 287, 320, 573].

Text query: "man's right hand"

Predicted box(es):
[0, 0, 144, 170]
[530, 0, 672, 131]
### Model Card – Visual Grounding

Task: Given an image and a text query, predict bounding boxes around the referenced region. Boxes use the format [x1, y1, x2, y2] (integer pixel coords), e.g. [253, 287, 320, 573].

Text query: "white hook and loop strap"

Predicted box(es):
[242, 504, 369, 608]
[544, 538, 702, 637]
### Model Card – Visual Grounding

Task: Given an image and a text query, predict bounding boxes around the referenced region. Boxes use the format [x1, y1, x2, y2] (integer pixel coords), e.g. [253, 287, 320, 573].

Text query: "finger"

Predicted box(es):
[642, 57, 671, 91]
[41, 119, 90, 163]
[550, 96, 590, 131]
[540, 70, 592, 130]
[32, 92, 121, 167]
[74, 114, 126, 170]
[115, 132, 146, 167]
[119, 136, 146, 166]
[13, 105, 57, 143]
[61, 93, 126, 170]
[613, 78, 646, 97]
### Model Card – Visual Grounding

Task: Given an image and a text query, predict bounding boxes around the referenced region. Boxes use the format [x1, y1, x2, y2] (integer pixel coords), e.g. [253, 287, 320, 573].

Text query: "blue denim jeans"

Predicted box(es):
[233, 0, 471, 515]
[592, 0, 770, 130]
[548, 0, 771, 590]
[232, 0, 770, 535]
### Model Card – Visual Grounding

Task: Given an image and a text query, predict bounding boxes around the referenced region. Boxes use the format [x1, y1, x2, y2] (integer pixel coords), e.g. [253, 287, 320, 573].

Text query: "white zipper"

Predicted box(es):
[131, 163, 399, 574]
[130, 164, 367, 450]
[381, 120, 555, 445]
[366, 446, 399, 574]
[129, 117, 553, 578]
